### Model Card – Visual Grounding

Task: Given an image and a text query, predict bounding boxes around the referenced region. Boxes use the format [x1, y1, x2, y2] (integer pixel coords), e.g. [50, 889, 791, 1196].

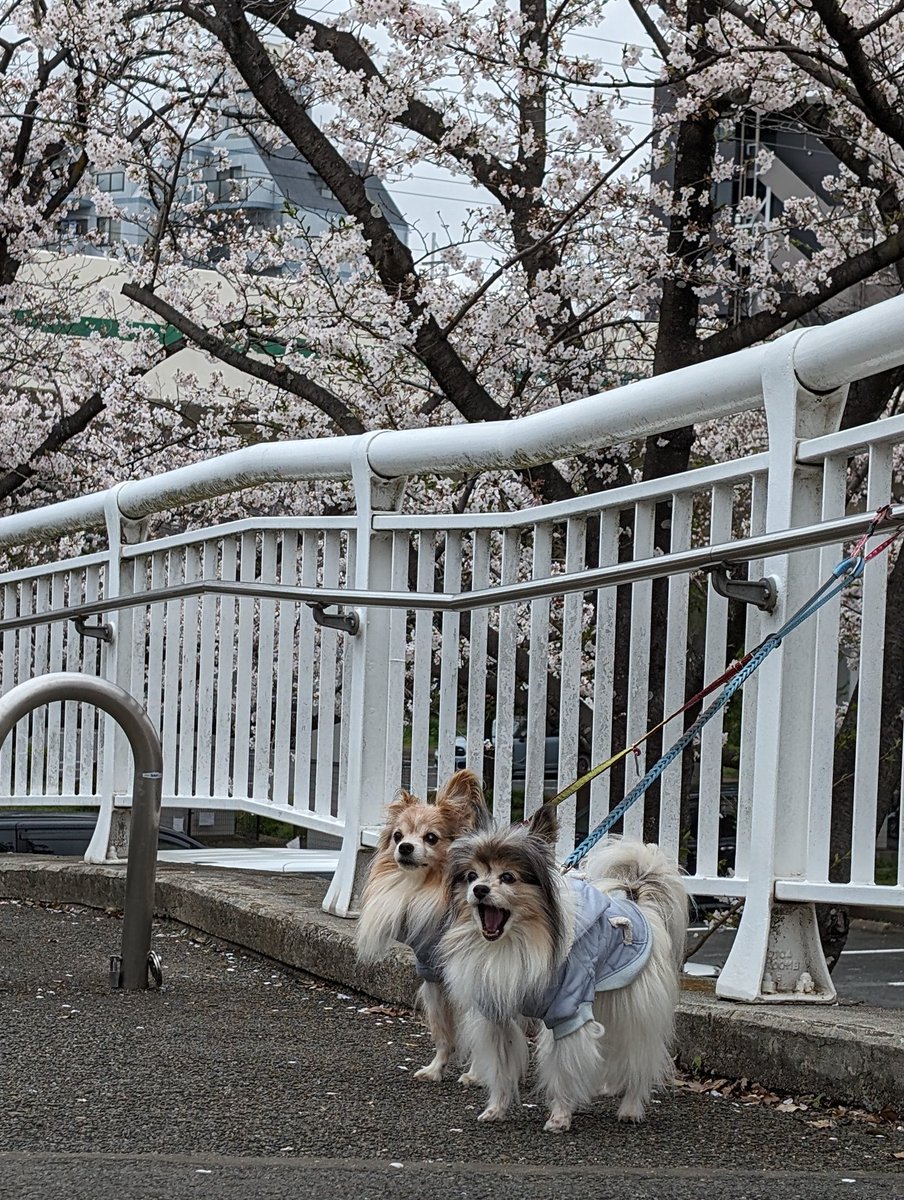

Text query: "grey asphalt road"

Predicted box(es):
[687, 921, 904, 1009]
[1, 899, 902, 1200]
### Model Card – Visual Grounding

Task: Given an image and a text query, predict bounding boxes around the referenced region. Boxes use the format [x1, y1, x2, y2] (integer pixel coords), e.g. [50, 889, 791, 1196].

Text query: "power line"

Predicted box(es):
[295, 0, 658, 53]
[293, 2, 660, 64]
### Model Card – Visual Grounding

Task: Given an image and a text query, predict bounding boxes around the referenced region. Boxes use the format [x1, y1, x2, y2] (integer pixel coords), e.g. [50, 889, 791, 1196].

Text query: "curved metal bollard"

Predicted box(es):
[0, 673, 164, 990]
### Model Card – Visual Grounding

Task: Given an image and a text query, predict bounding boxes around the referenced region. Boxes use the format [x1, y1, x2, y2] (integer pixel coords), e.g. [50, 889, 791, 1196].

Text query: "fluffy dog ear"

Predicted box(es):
[442, 837, 474, 906]
[527, 802, 559, 844]
[435, 769, 491, 830]
[381, 790, 419, 830]
[375, 790, 419, 850]
[387, 789, 419, 817]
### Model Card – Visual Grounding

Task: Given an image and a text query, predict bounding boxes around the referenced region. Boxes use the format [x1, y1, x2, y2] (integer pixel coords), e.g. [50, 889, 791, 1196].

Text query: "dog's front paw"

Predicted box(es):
[543, 1110, 573, 1133]
[477, 1105, 508, 1122]
[458, 1070, 480, 1087]
[413, 1062, 445, 1083]
[616, 1098, 646, 1123]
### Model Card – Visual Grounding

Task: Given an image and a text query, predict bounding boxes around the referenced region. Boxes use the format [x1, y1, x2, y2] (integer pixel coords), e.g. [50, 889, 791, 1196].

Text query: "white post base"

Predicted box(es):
[322, 833, 374, 918]
[717, 900, 836, 1003]
[84, 797, 115, 863]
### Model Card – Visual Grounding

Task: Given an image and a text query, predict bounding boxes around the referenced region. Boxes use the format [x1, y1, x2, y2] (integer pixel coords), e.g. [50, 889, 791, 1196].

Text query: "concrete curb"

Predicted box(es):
[2, 858, 902, 1113]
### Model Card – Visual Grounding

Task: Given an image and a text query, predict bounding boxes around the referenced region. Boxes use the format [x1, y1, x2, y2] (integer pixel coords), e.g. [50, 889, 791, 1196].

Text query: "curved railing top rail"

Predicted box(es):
[1, 292, 904, 549]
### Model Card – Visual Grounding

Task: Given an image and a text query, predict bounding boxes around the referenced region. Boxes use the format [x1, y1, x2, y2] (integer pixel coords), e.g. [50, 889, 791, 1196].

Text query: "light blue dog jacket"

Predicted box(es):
[404, 921, 443, 983]
[521, 877, 653, 1039]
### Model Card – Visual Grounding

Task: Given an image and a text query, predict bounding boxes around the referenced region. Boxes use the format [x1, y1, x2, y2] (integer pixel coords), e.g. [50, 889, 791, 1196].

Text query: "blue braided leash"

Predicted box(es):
[560, 552, 867, 872]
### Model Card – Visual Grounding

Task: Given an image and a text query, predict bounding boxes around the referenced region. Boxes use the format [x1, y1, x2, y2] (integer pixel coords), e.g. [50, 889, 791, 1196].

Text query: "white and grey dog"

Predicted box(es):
[439, 804, 687, 1131]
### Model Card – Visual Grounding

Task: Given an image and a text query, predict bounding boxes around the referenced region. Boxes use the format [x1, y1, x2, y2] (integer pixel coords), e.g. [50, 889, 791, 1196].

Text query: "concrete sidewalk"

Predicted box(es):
[4, 894, 904, 1200]
[1, 856, 902, 1115]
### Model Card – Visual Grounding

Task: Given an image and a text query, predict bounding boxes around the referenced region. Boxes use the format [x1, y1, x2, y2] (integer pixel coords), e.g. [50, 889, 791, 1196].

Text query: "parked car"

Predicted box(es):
[0, 811, 204, 856]
[449, 720, 591, 780]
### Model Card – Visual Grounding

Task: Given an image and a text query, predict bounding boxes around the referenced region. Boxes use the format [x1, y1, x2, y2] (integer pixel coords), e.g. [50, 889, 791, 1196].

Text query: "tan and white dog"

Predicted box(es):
[355, 769, 490, 1081]
[440, 804, 686, 1130]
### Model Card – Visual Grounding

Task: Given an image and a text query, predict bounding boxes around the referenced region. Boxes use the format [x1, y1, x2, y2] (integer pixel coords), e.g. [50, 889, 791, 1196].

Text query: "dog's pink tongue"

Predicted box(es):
[481, 905, 506, 934]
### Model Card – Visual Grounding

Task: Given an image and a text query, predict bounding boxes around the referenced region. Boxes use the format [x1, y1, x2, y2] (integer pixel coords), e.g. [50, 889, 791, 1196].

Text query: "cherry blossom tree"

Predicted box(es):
[6, 0, 904, 512]
[1, 1, 902, 911]
[141, 0, 899, 909]
[0, 0, 290, 514]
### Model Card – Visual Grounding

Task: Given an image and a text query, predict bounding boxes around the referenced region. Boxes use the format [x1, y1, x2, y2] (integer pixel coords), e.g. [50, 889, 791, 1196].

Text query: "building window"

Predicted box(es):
[61, 216, 89, 237]
[96, 217, 121, 243]
[245, 208, 275, 229]
[96, 171, 125, 192]
[213, 166, 245, 202]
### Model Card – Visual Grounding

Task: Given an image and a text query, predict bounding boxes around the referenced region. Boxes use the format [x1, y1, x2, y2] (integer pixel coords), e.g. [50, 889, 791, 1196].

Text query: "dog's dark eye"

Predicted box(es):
[499, 872, 516, 885]
[424, 832, 439, 845]
[392, 830, 402, 844]
[466, 871, 478, 883]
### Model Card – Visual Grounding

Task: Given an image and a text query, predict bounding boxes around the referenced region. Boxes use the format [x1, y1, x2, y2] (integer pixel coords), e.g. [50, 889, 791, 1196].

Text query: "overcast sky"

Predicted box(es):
[301, 0, 657, 260]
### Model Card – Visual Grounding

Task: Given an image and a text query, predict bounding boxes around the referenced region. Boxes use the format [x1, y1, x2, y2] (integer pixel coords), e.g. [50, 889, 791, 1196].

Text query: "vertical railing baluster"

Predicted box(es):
[624, 501, 654, 839]
[45, 572, 67, 796]
[60, 569, 82, 798]
[409, 532, 435, 796]
[31, 577, 50, 795]
[252, 531, 279, 802]
[850, 443, 893, 884]
[493, 529, 520, 825]
[0, 583, 17, 794]
[695, 484, 733, 879]
[232, 532, 257, 804]
[78, 566, 102, 799]
[195, 540, 218, 800]
[805, 456, 848, 885]
[160, 548, 183, 801]
[659, 492, 692, 860]
[337, 529, 354, 821]
[466, 530, 491, 782]
[14, 583, 33, 798]
[734, 473, 768, 883]
[589, 511, 619, 836]
[384, 532, 409, 794]
[292, 531, 317, 816]
[557, 517, 586, 854]
[271, 531, 298, 809]
[524, 522, 552, 818]
[314, 530, 341, 818]
[178, 544, 202, 801]
[436, 531, 462, 788]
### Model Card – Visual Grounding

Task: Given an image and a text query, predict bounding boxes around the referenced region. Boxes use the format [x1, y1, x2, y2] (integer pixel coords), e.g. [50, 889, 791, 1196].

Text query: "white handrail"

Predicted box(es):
[2, 293, 904, 548]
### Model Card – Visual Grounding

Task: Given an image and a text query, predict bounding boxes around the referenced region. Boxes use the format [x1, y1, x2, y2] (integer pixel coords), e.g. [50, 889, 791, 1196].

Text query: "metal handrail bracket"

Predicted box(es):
[0, 500, 899, 637]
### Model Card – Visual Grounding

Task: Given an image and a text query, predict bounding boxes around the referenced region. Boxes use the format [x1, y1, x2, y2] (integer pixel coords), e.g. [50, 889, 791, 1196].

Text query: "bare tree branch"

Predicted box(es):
[695, 225, 904, 362]
[627, 0, 670, 59]
[122, 282, 368, 435]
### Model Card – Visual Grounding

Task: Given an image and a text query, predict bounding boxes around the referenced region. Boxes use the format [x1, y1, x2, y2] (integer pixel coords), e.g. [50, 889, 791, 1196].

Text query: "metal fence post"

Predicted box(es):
[85, 487, 150, 862]
[323, 434, 406, 917]
[0, 673, 163, 989]
[716, 332, 848, 1002]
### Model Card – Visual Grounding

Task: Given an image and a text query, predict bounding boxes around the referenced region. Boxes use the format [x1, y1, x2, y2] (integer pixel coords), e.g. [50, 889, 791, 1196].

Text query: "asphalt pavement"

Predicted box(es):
[1, 898, 903, 1200]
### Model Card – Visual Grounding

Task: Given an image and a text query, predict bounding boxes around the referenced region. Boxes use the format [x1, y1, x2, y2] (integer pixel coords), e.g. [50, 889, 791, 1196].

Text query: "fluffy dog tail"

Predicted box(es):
[583, 836, 687, 967]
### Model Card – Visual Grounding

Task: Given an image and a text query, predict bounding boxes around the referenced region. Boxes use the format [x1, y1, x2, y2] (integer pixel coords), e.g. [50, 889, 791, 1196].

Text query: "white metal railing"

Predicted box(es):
[1, 296, 903, 1003]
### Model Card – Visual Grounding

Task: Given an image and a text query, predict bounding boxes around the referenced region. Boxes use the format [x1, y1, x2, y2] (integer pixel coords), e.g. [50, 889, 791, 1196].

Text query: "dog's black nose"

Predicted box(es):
[398, 842, 414, 856]
[472, 884, 490, 900]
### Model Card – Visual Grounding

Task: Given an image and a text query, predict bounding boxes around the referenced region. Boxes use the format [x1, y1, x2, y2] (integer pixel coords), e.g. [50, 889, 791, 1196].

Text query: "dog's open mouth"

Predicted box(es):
[478, 904, 509, 940]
